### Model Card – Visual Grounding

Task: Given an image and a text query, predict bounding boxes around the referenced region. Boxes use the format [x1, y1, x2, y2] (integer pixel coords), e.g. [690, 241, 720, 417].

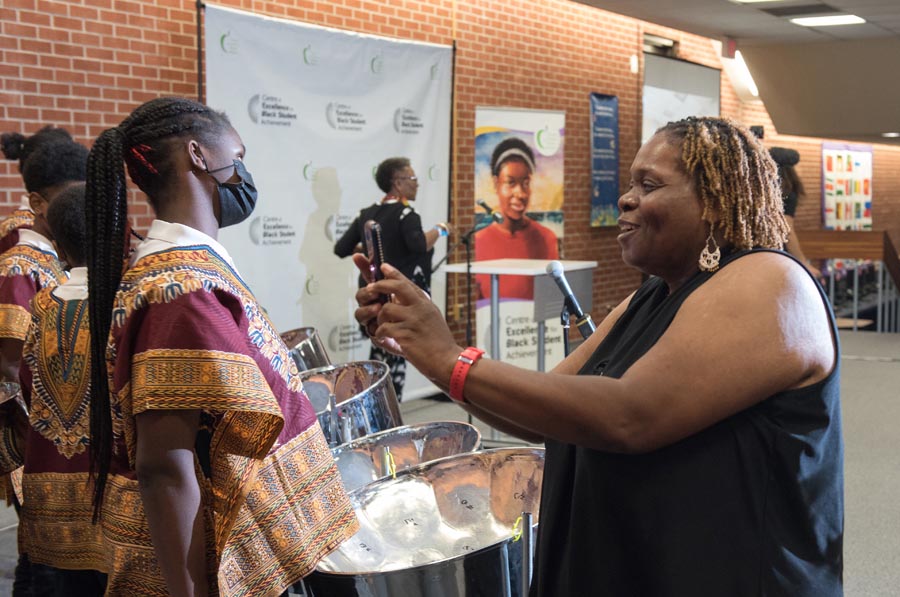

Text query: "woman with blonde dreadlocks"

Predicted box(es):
[352, 116, 843, 596]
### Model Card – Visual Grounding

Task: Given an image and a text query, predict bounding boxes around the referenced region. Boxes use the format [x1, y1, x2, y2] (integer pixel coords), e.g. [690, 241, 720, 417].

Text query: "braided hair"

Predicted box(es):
[656, 116, 789, 250]
[85, 97, 232, 516]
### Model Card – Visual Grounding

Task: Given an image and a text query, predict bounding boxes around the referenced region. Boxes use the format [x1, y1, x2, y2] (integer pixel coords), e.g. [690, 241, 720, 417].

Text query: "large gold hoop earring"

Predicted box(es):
[698, 229, 721, 272]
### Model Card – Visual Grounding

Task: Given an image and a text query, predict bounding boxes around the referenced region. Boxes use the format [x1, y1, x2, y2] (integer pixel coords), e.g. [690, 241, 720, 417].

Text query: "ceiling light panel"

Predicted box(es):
[790, 14, 866, 26]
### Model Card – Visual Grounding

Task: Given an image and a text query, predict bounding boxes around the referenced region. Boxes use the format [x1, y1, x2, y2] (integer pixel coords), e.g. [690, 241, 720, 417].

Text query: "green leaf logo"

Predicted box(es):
[370, 55, 383, 74]
[219, 31, 239, 54]
[302, 45, 317, 66]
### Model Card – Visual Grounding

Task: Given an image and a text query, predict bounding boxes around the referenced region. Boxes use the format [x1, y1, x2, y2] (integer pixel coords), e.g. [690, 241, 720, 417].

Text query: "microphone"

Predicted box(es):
[545, 260, 596, 339]
[476, 199, 504, 223]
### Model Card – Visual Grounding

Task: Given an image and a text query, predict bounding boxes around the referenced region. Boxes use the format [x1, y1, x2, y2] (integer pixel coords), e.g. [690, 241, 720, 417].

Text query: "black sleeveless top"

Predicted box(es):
[531, 250, 843, 597]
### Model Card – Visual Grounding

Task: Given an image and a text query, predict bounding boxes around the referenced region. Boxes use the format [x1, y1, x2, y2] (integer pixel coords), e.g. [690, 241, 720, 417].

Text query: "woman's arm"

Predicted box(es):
[136, 409, 208, 597]
[447, 296, 631, 443]
[363, 253, 835, 454]
[334, 217, 362, 258]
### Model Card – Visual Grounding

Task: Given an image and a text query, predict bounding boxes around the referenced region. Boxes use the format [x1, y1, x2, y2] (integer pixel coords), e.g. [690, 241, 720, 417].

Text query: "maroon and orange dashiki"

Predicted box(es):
[0, 207, 35, 256]
[19, 271, 105, 572]
[102, 243, 357, 597]
[0, 236, 66, 502]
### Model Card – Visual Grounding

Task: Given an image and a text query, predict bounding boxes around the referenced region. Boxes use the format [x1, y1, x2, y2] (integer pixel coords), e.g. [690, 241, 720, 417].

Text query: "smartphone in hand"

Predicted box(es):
[363, 220, 388, 303]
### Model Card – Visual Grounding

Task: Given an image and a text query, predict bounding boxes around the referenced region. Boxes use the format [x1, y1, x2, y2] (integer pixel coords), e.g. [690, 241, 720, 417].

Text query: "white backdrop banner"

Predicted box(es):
[205, 4, 453, 399]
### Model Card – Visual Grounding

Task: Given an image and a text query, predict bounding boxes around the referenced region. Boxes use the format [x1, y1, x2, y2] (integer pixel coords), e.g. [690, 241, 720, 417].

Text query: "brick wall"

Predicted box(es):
[3, 0, 899, 338]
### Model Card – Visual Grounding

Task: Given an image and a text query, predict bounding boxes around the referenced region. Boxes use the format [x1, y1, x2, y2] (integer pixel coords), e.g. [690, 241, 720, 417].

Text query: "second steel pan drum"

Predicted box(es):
[305, 447, 544, 597]
[300, 361, 402, 447]
[331, 421, 482, 493]
[280, 327, 331, 372]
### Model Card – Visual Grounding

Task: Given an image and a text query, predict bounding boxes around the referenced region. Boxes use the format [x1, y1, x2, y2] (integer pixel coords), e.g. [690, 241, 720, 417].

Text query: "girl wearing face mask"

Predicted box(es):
[474, 137, 559, 300]
[84, 97, 357, 597]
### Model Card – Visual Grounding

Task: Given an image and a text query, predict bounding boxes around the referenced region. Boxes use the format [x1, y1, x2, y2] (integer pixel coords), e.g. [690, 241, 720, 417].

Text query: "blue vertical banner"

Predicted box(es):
[590, 93, 620, 227]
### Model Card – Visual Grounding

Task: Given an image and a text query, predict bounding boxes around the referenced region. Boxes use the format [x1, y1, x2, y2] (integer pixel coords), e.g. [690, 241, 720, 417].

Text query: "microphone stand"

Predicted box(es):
[433, 223, 479, 346]
[560, 305, 571, 357]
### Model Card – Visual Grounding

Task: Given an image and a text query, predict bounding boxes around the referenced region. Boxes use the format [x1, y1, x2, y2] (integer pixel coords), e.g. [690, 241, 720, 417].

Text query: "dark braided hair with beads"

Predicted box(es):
[656, 116, 789, 251]
[85, 97, 232, 517]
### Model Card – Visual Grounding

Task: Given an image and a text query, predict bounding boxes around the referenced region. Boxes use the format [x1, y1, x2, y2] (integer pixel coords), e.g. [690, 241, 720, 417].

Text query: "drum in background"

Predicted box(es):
[300, 361, 402, 448]
[280, 327, 331, 372]
[305, 447, 544, 597]
[331, 421, 482, 493]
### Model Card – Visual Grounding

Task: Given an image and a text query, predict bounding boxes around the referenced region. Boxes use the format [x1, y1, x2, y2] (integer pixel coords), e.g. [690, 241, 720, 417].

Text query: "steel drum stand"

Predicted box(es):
[521, 511, 535, 597]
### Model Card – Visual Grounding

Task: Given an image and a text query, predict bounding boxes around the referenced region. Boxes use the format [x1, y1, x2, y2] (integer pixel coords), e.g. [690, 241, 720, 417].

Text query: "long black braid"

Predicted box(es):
[85, 97, 232, 517]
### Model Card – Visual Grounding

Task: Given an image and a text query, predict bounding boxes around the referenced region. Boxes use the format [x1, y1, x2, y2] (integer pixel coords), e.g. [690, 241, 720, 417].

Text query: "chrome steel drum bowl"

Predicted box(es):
[280, 326, 331, 372]
[331, 421, 482, 493]
[300, 361, 402, 447]
[305, 447, 544, 597]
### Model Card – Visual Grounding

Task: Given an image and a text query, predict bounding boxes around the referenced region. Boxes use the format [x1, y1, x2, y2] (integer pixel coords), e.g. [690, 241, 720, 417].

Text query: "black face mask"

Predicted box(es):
[202, 156, 258, 228]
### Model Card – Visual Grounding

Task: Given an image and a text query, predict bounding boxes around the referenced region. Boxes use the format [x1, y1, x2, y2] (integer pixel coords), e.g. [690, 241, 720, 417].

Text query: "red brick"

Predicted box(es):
[57, 97, 87, 110]
[71, 32, 101, 46]
[54, 70, 86, 84]
[70, 5, 100, 19]
[7, 107, 40, 120]
[141, 4, 169, 18]
[52, 16, 84, 31]
[101, 87, 130, 100]
[129, 40, 158, 54]
[4, 23, 37, 38]
[4, 51, 38, 66]
[51, 43, 85, 58]
[85, 20, 114, 35]
[99, 9, 127, 24]
[39, 81, 71, 95]
[127, 13, 157, 29]
[86, 72, 116, 86]
[114, 25, 142, 39]
[86, 47, 115, 61]
[101, 61, 130, 75]
[18, 10, 51, 27]
[73, 58, 102, 73]
[102, 36, 130, 50]
[39, 55, 72, 69]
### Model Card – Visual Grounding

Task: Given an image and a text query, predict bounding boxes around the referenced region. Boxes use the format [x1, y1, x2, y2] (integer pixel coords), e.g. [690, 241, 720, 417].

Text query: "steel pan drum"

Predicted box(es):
[300, 361, 402, 447]
[280, 327, 331, 372]
[305, 447, 544, 597]
[331, 421, 482, 493]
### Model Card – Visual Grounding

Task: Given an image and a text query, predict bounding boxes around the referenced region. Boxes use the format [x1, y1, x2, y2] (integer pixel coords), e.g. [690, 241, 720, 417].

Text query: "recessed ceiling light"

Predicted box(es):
[882, 132, 900, 138]
[732, 0, 785, 4]
[790, 15, 866, 27]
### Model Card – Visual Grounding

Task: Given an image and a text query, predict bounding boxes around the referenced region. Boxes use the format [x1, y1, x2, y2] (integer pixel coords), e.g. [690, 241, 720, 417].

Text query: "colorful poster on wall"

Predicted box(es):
[821, 142, 872, 230]
[473, 107, 565, 370]
[590, 93, 619, 227]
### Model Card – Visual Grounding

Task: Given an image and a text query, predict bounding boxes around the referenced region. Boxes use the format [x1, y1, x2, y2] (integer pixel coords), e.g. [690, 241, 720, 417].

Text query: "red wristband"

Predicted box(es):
[448, 347, 485, 403]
